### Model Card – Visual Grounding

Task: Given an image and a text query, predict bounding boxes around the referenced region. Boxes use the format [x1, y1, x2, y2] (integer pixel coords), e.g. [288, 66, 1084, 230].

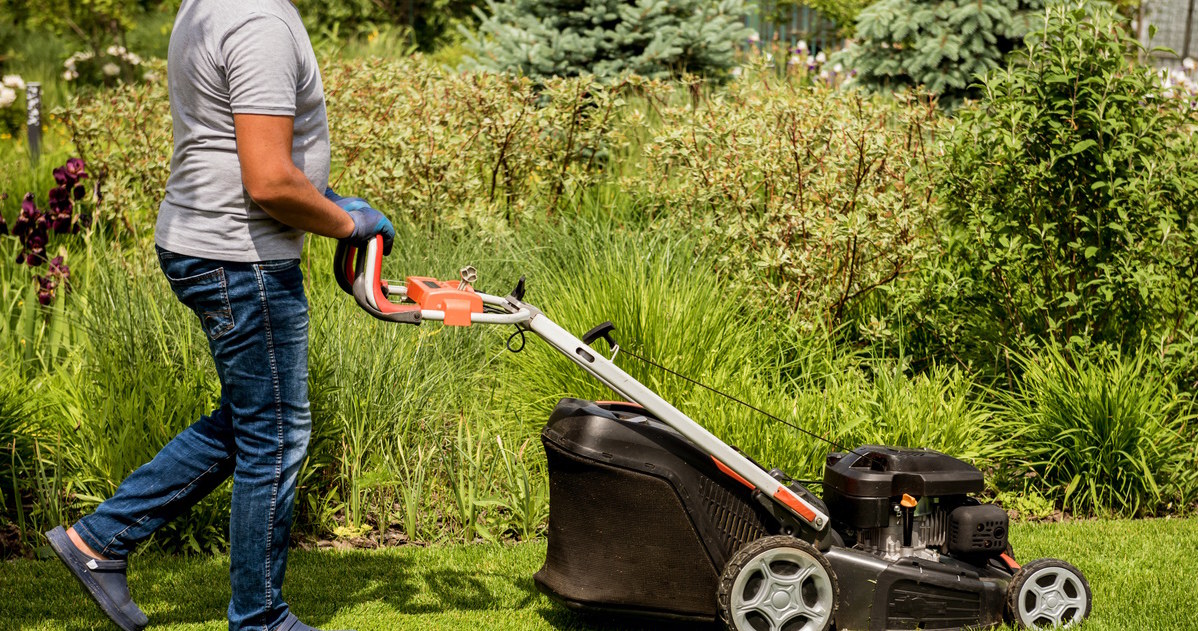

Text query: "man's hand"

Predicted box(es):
[325, 188, 396, 254]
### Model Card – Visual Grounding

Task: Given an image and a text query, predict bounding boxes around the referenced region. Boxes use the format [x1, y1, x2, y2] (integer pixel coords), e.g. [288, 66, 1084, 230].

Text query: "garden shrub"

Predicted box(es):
[11, 0, 149, 58]
[463, 0, 752, 80]
[835, 0, 1045, 106]
[625, 64, 942, 329]
[771, 0, 873, 35]
[995, 347, 1198, 516]
[894, 2, 1198, 376]
[295, 0, 480, 51]
[61, 61, 171, 237]
[324, 56, 647, 231]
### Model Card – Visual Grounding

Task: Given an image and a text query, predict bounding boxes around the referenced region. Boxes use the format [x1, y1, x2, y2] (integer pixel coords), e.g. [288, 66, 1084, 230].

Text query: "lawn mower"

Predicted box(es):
[335, 235, 1093, 631]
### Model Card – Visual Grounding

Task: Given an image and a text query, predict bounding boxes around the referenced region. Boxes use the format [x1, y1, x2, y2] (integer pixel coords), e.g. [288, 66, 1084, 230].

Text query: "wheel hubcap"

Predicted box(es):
[1018, 566, 1087, 628]
[731, 547, 833, 631]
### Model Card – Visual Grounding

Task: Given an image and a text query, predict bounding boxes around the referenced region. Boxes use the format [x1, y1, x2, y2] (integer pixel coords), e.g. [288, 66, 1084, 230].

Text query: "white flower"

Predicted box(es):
[815, 51, 827, 64]
[731, 67, 742, 77]
[1184, 57, 1197, 72]
[102, 62, 121, 77]
[764, 52, 773, 63]
[143, 71, 160, 82]
[796, 40, 809, 53]
[0, 87, 16, 108]
[788, 54, 802, 67]
[127, 53, 142, 66]
[63, 70, 79, 81]
[819, 69, 830, 80]
[832, 63, 844, 74]
[65, 58, 76, 71]
[106, 45, 119, 56]
[747, 31, 760, 44]
[2, 74, 24, 90]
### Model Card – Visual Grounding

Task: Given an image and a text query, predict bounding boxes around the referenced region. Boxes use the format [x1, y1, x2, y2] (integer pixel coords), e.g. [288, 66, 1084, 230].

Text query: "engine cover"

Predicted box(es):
[823, 446, 985, 529]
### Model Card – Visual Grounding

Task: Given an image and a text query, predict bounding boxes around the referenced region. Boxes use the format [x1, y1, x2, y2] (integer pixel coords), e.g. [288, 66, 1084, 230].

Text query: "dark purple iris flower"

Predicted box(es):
[47, 255, 70, 281]
[52, 158, 88, 191]
[46, 158, 90, 233]
[47, 186, 74, 233]
[13, 193, 50, 266]
[12, 193, 41, 238]
[37, 276, 56, 305]
[21, 233, 47, 267]
[65, 158, 87, 180]
[37, 256, 72, 305]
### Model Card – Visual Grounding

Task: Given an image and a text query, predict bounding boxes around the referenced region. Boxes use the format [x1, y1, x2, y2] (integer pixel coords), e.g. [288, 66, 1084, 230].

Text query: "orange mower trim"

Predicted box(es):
[773, 485, 818, 523]
[712, 457, 755, 490]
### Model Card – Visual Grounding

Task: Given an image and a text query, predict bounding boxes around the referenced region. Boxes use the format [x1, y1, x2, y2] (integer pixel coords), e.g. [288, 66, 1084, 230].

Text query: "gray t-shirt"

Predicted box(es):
[156, 0, 330, 262]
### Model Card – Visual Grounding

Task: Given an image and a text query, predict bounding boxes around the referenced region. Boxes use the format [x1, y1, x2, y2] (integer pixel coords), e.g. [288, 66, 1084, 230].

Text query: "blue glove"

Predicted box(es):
[325, 187, 395, 255]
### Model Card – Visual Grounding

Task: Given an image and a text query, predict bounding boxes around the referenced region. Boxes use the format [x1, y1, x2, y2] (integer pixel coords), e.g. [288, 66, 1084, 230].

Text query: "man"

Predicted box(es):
[44, 2, 392, 630]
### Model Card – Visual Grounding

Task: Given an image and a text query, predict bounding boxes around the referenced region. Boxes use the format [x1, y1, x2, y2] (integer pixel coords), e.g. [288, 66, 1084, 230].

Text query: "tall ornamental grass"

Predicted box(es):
[497, 223, 1001, 481]
[996, 348, 1198, 517]
[52, 244, 231, 554]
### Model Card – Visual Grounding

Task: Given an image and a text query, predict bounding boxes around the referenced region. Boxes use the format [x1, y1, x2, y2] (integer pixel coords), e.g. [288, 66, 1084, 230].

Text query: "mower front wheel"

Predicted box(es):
[1006, 558, 1092, 629]
[717, 535, 838, 631]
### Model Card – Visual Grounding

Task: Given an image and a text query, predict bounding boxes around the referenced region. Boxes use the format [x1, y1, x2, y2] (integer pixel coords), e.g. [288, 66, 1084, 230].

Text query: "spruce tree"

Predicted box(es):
[835, 0, 1045, 105]
[463, 0, 753, 80]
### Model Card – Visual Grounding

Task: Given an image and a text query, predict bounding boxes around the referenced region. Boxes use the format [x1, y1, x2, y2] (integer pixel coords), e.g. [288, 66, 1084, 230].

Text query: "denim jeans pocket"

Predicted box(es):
[255, 258, 300, 273]
[162, 264, 236, 340]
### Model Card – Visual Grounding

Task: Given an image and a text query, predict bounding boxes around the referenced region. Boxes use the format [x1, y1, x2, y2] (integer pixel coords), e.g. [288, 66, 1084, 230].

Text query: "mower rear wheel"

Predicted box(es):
[718, 535, 838, 631]
[1006, 558, 1092, 629]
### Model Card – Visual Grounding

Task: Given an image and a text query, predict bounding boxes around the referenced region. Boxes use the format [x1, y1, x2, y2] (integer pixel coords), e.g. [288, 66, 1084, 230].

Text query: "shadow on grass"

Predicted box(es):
[13, 547, 715, 631]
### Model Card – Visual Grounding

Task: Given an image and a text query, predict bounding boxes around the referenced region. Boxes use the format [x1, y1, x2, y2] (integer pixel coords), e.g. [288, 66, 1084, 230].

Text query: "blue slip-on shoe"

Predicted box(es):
[276, 612, 354, 631]
[45, 526, 149, 631]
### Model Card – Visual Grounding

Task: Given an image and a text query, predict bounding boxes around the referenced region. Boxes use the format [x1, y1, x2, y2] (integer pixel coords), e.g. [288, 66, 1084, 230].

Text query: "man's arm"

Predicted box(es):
[234, 113, 354, 238]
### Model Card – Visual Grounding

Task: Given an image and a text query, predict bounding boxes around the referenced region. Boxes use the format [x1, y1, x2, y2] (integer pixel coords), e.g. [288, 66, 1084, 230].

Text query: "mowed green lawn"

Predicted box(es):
[1, 518, 1194, 630]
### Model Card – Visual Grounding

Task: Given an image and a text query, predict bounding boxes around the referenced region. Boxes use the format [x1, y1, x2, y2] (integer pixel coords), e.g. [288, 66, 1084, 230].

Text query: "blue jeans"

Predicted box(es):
[75, 247, 311, 631]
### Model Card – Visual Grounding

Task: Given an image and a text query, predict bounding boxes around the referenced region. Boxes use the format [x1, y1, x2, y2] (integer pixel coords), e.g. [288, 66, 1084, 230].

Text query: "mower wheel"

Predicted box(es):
[717, 535, 838, 631]
[1006, 558, 1092, 629]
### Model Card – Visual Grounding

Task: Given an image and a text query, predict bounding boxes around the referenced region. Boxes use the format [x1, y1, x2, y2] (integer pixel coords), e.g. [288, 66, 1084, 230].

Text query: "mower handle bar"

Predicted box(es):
[332, 234, 829, 533]
[333, 235, 531, 326]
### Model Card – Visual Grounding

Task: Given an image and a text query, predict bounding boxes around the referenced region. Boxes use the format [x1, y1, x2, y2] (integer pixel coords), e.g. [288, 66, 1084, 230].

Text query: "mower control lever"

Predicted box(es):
[582, 321, 620, 359]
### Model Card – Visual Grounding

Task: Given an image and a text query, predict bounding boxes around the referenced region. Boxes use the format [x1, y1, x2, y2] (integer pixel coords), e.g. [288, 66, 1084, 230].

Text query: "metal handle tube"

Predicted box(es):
[523, 310, 828, 531]
[416, 309, 531, 325]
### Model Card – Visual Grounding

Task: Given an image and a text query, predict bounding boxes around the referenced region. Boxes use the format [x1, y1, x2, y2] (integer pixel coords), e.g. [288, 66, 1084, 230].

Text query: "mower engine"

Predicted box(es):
[823, 446, 1010, 564]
